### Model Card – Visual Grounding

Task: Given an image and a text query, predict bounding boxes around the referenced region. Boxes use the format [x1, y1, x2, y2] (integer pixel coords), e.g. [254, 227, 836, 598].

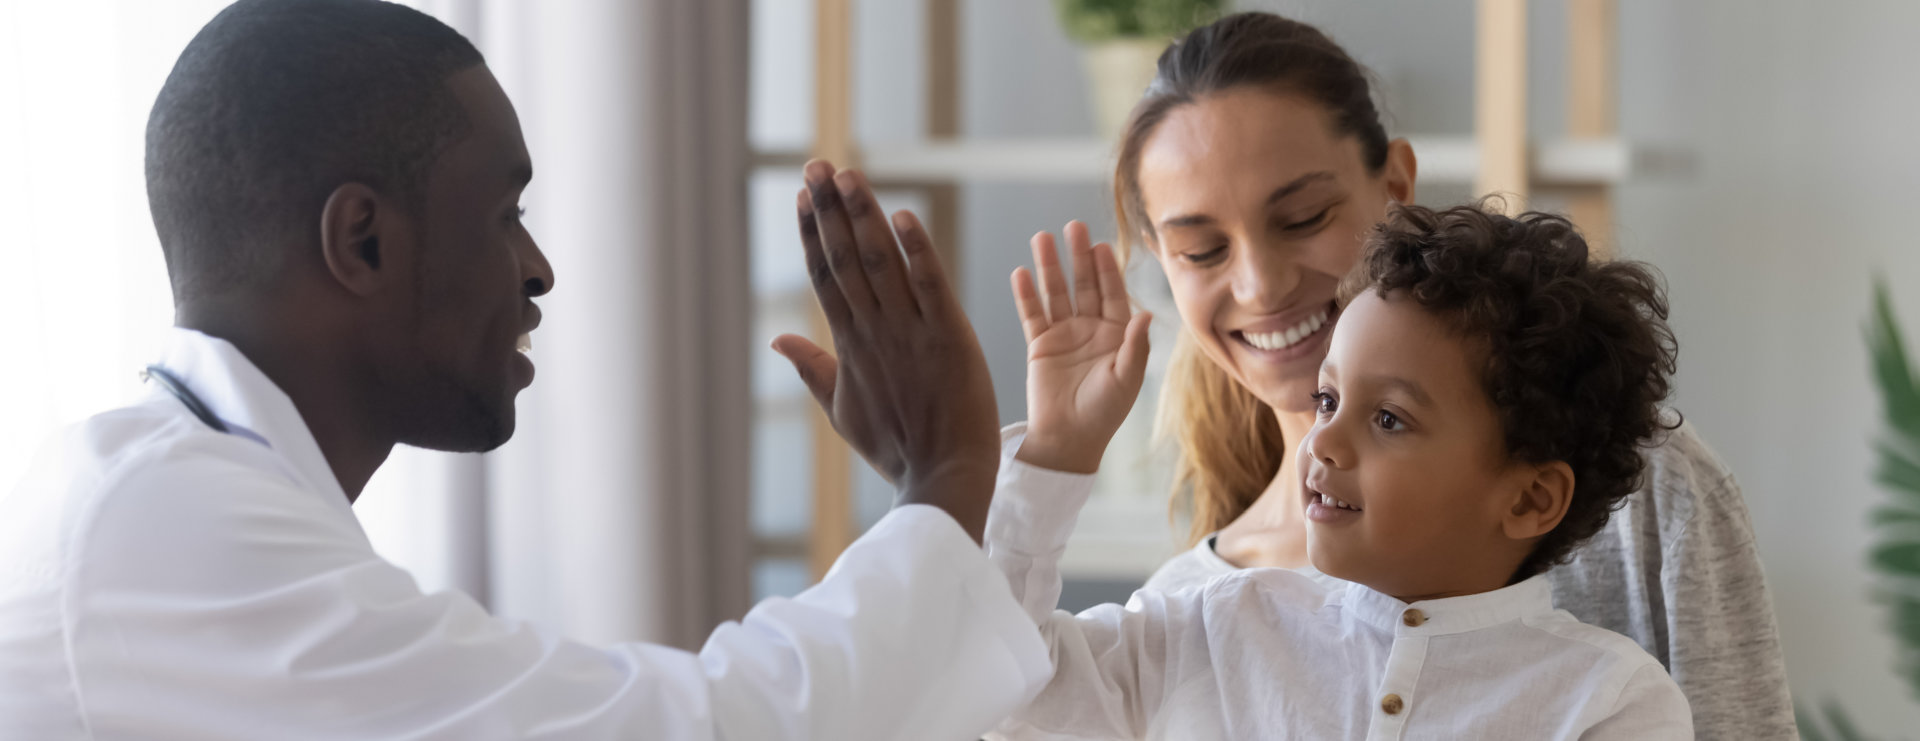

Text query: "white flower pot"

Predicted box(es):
[1080, 38, 1168, 142]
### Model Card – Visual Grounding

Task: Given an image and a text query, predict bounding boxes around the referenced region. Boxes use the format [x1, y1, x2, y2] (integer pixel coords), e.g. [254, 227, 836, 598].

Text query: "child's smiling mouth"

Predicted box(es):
[1304, 478, 1363, 523]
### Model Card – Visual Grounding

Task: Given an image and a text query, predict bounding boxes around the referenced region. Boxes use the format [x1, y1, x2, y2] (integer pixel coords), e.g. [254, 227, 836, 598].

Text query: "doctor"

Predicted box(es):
[0, 0, 1050, 738]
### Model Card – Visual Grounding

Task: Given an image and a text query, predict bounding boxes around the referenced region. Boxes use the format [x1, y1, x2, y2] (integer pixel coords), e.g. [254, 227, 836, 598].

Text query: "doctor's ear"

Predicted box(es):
[319, 182, 405, 296]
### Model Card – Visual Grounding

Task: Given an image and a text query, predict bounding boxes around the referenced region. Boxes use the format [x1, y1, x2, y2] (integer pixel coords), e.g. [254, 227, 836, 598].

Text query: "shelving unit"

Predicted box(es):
[756, 135, 1632, 187]
[765, 0, 1626, 581]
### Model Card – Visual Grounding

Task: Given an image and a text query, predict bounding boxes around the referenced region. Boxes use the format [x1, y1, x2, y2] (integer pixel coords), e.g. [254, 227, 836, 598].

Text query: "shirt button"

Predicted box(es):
[1401, 608, 1427, 627]
[1382, 694, 1405, 715]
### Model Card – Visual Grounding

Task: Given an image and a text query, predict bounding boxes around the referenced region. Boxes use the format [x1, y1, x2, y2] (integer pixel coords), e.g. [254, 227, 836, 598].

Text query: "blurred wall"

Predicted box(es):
[825, 0, 1920, 734]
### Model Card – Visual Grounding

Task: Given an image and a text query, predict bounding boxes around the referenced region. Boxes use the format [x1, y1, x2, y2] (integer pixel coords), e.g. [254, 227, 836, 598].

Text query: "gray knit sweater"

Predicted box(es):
[1141, 419, 1795, 741]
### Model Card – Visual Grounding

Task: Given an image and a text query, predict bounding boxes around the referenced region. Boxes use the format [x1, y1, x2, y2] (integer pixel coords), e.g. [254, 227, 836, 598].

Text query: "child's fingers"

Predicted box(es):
[1032, 231, 1073, 323]
[1114, 311, 1154, 389]
[1067, 221, 1100, 319]
[1011, 267, 1048, 345]
[1094, 243, 1131, 323]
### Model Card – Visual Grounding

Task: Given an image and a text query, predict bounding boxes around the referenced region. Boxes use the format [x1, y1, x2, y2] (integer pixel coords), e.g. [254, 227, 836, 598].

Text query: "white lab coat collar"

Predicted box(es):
[1338, 573, 1556, 636]
[153, 327, 355, 514]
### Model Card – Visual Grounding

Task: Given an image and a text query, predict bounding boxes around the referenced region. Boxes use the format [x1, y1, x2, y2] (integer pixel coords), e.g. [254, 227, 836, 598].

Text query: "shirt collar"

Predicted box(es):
[152, 327, 353, 511]
[1340, 573, 1556, 636]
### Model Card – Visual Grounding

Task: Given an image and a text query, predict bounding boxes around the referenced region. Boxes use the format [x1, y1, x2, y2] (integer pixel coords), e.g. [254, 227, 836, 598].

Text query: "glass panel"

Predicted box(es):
[752, 558, 813, 602]
[748, 0, 813, 152]
[751, 411, 812, 538]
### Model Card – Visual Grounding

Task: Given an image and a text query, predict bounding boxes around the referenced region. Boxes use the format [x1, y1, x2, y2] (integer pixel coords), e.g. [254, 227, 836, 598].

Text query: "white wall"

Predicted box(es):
[1613, 2, 1920, 733]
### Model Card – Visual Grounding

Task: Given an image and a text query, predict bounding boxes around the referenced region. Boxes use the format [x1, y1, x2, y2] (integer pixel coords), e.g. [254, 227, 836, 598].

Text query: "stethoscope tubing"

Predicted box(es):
[142, 364, 230, 434]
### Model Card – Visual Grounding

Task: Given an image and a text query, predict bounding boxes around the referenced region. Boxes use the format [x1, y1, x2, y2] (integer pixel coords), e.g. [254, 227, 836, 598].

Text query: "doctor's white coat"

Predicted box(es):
[0, 328, 1050, 740]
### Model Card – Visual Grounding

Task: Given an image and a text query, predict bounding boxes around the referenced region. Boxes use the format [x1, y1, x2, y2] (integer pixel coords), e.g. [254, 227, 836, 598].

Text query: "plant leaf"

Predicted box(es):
[1796, 702, 1832, 741]
[1822, 697, 1870, 741]
[1867, 277, 1920, 704]
[1872, 506, 1920, 528]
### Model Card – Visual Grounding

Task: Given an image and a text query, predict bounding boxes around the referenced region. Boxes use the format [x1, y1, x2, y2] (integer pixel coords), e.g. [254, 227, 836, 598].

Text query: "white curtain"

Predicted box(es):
[367, 0, 755, 649]
[0, 0, 753, 652]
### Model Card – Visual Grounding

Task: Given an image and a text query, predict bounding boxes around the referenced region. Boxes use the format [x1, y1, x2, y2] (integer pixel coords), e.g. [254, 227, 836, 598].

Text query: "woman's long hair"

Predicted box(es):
[1112, 12, 1390, 545]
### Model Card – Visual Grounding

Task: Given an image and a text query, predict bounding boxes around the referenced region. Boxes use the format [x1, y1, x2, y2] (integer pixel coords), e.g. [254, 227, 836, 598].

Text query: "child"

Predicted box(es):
[986, 205, 1690, 739]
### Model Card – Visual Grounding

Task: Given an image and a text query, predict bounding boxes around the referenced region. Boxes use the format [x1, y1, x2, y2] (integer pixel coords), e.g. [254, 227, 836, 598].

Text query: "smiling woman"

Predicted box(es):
[1087, 11, 1796, 738]
[1107, 15, 1413, 552]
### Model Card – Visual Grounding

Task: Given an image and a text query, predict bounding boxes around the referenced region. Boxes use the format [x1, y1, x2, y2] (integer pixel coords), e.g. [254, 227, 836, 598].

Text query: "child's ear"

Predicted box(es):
[1501, 461, 1574, 541]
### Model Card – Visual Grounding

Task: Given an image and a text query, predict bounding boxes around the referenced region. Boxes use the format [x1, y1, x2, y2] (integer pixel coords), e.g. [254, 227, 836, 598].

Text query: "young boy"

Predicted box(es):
[987, 204, 1691, 739]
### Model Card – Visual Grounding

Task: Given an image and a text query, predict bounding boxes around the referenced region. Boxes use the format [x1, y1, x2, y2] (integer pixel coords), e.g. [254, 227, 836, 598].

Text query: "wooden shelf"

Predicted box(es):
[753, 135, 1632, 188]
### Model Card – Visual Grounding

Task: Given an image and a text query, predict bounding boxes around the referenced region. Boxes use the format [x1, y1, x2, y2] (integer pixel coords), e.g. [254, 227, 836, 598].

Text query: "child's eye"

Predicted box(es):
[1310, 390, 1337, 415]
[1376, 409, 1405, 431]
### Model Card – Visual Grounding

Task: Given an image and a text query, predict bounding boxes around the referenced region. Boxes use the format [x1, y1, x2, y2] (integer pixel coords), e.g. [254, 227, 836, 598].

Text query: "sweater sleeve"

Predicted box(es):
[1654, 425, 1797, 740]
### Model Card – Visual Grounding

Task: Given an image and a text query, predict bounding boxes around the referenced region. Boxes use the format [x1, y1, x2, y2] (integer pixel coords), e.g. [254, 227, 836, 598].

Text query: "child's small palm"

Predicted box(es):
[1028, 311, 1134, 444]
[1011, 222, 1152, 474]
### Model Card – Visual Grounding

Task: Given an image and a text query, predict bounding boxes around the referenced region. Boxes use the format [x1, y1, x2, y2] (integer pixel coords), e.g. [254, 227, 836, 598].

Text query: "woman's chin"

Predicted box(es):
[1247, 379, 1321, 415]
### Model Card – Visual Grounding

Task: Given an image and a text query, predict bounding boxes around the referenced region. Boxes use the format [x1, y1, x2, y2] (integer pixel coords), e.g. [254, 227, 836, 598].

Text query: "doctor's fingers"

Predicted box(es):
[890, 209, 961, 321]
[829, 169, 921, 316]
[770, 334, 838, 413]
[804, 161, 882, 318]
[797, 189, 855, 339]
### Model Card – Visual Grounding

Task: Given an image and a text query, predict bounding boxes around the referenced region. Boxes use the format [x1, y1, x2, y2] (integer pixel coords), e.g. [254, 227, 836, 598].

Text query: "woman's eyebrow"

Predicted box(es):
[1157, 171, 1338, 230]
[1264, 171, 1337, 207]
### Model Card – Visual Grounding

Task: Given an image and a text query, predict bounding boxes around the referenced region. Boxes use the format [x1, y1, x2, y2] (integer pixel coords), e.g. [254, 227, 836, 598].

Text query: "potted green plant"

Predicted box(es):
[1799, 279, 1920, 741]
[1053, 0, 1227, 140]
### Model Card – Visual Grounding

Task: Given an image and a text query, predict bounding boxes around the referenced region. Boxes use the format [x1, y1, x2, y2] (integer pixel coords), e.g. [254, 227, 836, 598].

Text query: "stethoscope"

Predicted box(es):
[140, 364, 230, 434]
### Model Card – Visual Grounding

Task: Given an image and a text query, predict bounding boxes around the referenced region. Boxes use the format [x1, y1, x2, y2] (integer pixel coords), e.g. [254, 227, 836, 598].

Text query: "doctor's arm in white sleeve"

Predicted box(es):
[70, 453, 1048, 741]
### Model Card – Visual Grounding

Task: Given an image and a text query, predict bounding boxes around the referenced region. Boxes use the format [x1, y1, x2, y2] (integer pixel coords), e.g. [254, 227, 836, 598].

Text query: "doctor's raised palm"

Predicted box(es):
[1012, 221, 1153, 475]
[772, 162, 1003, 543]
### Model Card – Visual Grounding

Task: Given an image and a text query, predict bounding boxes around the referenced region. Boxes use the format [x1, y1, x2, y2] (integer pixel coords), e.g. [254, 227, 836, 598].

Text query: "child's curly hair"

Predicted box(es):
[1338, 201, 1680, 580]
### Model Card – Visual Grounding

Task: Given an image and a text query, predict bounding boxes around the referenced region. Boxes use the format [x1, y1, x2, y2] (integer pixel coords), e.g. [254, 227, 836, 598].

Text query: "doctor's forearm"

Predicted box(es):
[896, 459, 999, 545]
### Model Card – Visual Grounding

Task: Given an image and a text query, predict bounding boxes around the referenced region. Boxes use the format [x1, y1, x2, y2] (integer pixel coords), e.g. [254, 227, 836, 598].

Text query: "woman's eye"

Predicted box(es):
[508, 206, 527, 224]
[1282, 207, 1333, 232]
[1181, 243, 1228, 265]
[1376, 409, 1404, 431]
[1310, 391, 1337, 414]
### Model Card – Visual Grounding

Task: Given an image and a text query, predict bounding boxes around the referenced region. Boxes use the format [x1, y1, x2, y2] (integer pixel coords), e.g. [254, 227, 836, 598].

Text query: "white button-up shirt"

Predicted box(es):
[984, 427, 1691, 740]
[0, 328, 1049, 740]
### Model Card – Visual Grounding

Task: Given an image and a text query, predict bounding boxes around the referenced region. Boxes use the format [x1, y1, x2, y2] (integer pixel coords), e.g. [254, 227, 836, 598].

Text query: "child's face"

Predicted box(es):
[1299, 290, 1541, 600]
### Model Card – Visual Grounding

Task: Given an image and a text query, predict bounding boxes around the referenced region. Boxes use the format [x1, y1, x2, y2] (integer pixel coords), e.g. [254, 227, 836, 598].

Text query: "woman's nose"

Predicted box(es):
[1229, 243, 1300, 314]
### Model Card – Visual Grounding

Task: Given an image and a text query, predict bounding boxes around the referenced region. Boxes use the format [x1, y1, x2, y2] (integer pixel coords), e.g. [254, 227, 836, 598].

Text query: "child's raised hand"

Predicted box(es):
[1010, 221, 1152, 474]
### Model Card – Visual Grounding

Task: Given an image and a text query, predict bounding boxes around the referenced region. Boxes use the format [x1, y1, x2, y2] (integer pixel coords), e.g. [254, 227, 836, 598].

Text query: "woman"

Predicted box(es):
[1015, 12, 1793, 739]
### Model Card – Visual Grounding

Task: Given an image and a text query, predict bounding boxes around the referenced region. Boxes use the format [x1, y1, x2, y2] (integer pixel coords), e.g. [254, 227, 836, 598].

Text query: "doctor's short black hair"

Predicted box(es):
[1337, 202, 1680, 581]
[145, 0, 483, 303]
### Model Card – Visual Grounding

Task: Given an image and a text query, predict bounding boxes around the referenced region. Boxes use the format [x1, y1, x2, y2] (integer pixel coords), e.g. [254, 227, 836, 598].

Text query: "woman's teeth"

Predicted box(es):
[516, 333, 533, 353]
[1243, 308, 1329, 351]
[1318, 492, 1360, 511]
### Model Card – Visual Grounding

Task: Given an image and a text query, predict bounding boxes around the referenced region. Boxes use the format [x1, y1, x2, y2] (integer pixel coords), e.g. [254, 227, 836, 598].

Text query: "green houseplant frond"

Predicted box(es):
[1798, 697, 1871, 741]
[1868, 277, 1920, 704]
[1053, 0, 1227, 44]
